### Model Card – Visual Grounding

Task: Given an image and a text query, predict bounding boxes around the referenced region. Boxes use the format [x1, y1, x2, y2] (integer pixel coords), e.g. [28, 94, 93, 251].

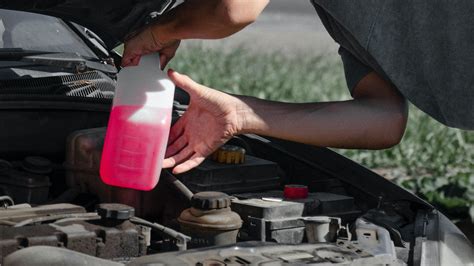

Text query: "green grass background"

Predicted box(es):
[168, 45, 474, 221]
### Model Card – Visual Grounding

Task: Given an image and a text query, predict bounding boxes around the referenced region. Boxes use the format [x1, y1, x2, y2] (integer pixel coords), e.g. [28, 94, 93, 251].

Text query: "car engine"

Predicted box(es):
[0, 127, 416, 265]
[0, 71, 461, 265]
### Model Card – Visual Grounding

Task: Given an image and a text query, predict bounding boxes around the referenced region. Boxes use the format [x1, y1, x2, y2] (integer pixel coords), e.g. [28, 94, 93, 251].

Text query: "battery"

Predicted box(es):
[234, 191, 358, 216]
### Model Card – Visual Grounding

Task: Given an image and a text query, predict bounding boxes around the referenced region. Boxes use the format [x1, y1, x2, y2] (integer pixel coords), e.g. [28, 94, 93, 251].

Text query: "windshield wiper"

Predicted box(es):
[0, 48, 117, 74]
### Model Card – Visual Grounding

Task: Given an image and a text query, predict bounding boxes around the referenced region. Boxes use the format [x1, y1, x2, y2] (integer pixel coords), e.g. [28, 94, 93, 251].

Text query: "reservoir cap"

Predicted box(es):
[191, 192, 231, 210]
[211, 145, 246, 164]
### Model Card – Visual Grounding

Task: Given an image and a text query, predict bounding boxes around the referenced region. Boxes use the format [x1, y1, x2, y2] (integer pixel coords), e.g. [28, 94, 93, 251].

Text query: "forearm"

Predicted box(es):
[153, 0, 268, 41]
[236, 96, 407, 149]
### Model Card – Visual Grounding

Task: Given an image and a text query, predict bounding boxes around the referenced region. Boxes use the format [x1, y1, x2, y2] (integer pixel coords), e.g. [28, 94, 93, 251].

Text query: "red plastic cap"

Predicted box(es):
[284, 184, 308, 199]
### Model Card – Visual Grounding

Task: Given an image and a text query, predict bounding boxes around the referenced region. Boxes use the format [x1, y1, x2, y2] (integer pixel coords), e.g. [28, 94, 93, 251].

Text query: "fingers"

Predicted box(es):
[123, 30, 179, 68]
[168, 116, 186, 144]
[131, 56, 141, 66]
[172, 154, 206, 174]
[162, 139, 207, 174]
[121, 44, 132, 66]
[122, 37, 140, 67]
[122, 51, 137, 67]
[162, 146, 193, 169]
[167, 69, 202, 96]
[122, 47, 142, 67]
[122, 57, 140, 67]
[165, 135, 187, 158]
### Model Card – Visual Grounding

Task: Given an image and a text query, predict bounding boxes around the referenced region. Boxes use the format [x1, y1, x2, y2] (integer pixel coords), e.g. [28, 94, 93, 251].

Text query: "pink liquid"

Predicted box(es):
[100, 105, 171, 190]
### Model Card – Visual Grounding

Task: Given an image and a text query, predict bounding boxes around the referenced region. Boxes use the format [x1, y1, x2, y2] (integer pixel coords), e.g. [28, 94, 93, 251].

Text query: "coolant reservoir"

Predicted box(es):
[100, 53, 175, 191]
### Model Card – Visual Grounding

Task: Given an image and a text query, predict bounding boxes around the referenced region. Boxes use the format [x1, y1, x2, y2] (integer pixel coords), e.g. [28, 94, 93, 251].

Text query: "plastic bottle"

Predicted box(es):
[100, 53, 175, 191]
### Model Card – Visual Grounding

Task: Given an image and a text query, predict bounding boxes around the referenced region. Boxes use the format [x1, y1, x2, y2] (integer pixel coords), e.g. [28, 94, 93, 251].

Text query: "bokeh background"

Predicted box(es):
[167, 0, 473, 236]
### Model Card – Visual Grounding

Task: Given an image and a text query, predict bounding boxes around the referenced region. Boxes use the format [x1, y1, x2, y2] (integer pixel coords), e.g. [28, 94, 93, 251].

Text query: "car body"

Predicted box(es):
[0, 2, 472, 265]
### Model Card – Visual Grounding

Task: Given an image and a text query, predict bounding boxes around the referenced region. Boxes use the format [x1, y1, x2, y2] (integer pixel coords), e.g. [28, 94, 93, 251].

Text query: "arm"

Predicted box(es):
[122, 0, 269, 66]
[238, 72, 408, 149]
[164, 70, 408, 174]
[154, 0, 269, 40]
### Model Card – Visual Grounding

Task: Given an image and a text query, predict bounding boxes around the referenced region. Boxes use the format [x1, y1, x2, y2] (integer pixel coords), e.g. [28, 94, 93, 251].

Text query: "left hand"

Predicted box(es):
[122, 25, 180, 68]
[163, 70, 245, 174]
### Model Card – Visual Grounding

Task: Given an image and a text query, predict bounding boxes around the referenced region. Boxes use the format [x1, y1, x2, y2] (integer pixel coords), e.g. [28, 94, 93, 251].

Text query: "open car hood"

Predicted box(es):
[0, 0, 175, 49]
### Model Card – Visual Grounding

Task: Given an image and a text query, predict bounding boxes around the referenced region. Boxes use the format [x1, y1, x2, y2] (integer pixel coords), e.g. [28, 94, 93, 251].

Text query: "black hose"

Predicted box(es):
[45, 188, 81, 204]
[163, 170, 193, 201]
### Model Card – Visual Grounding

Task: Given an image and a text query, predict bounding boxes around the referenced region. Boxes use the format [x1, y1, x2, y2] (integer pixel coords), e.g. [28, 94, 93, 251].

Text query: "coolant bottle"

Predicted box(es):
[100, 53, 175, 190]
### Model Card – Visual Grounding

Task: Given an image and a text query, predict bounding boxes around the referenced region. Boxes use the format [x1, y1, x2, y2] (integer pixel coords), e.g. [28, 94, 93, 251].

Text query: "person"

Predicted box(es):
[122, 0, 473, 175]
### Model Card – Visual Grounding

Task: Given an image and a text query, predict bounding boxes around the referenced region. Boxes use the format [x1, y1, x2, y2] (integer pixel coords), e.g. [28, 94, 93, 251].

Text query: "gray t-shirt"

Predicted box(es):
[311, 0, 474, 130]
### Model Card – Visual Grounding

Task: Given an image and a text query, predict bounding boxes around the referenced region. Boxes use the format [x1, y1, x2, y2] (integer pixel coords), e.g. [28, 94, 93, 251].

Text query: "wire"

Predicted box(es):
[163, 170, 193, 201]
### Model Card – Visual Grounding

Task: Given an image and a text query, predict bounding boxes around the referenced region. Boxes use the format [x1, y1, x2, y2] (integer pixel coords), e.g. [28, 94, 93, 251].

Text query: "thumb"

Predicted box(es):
[167, 69, 202, 96]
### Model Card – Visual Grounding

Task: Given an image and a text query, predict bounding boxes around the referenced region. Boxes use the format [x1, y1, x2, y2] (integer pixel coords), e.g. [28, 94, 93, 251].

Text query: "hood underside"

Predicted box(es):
[0, 0, 175, 49]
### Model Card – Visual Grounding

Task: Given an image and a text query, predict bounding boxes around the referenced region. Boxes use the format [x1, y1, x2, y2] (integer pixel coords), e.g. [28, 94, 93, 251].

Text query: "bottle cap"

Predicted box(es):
[191, 192, 231, 210]
[97, 203, 135, 220]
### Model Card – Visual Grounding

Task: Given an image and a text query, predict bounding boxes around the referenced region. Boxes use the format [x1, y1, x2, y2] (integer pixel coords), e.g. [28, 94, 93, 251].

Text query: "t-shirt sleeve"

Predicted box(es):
[338, 47, 372, 95]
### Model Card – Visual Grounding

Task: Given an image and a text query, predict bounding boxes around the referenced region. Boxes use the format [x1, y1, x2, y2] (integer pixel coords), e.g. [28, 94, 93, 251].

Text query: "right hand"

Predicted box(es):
[163, 70, 247, 174]
[122, 26, 180, 69]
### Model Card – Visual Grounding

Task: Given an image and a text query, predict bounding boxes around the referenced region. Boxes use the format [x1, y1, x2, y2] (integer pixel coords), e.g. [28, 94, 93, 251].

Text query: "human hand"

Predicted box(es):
[122, 25, 180, 68]
[163, 70, 245, 174]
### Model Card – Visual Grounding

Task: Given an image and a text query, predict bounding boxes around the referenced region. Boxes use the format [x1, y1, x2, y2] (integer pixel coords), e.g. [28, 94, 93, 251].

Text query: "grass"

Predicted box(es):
[169, 45, 474, 221]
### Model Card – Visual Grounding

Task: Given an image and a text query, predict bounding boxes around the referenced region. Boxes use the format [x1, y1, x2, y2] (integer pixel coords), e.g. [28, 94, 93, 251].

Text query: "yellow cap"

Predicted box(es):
[211, 145, 246, 164]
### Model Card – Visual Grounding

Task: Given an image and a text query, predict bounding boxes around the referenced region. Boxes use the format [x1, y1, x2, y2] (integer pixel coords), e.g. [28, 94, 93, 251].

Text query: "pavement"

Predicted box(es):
[183, 0, 339, 56]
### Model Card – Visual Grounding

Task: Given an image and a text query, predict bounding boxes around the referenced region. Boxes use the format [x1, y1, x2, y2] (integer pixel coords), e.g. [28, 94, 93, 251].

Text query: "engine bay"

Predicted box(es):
[0, 130, 426, 265]
[0, 86, 436, 265]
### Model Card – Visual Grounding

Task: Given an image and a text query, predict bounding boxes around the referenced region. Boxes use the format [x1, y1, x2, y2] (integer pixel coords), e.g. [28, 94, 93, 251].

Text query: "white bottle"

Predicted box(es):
[100, 53, 175, 190]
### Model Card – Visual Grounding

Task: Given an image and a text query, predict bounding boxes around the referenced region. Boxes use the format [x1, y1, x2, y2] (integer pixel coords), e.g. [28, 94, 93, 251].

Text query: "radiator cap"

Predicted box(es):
[97, 203, 135, 220]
